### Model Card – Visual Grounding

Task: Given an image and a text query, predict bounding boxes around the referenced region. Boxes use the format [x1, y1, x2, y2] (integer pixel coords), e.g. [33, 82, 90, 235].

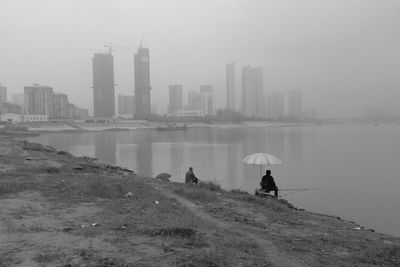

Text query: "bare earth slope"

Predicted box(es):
[0, 137, 399, 266]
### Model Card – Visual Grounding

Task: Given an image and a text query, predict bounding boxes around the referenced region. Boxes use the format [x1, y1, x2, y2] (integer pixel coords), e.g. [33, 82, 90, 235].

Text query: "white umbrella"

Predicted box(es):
[242, 152, 283, 178]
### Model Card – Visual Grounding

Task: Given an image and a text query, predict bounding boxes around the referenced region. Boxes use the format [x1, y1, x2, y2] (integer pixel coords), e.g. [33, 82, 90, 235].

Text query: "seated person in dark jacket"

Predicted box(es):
[185, 167, 199, 184]
[260, 170, 278, 198]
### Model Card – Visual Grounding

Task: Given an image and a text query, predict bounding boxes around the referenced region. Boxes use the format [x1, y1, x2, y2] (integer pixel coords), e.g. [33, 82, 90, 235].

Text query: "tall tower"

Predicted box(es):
[268, 91, 284, 120]
[134, 46, 151, 118]
[24, 84, 54, 117]
[226, 63, 235, 111]
[0, 83, 7, 103]
[200, 85, 213, 115]
[168, 84, 183, 114]
[53, 93, 69, 118]
[241, 66, 264, 117]
[288, 89, 302, 117]
[188, 90, 201, 111]
[92, 53, 115, 118]
[0, 83, 7, 114]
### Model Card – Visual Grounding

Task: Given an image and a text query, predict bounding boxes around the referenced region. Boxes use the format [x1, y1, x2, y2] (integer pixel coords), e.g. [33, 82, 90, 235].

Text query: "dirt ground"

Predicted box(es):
[1, 137, 399, 266]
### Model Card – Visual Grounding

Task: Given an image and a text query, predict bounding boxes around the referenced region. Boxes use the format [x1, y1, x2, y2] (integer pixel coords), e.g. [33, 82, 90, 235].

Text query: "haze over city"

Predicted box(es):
[1, 0, 400, 118]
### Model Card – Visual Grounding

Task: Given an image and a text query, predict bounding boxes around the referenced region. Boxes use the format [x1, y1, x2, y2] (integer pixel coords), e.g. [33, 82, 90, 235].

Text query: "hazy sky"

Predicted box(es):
[1, 0, 399, 117]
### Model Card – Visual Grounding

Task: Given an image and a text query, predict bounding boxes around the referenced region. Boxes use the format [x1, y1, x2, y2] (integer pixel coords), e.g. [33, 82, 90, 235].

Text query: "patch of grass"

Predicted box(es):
[183, 233, 208, 248]
[20, 141, 54, 152]
[45, 167, 60, 173]
[174, 186, 217, 202]
[0, 250, 21, 266]
[52, 176, 137, 200]
[0, 181, 23, 196]
[359, 244, 400, 265]
[198, 181, 223, 192]
[150, 227, 197, 238]
[33, 250, 64, 263]
[228, 190, 287, 212]
[148, 227, 208, 249]
[56, 150, 71, 156]
[71, 249, 133, 266]
[176, 251, 227, 267]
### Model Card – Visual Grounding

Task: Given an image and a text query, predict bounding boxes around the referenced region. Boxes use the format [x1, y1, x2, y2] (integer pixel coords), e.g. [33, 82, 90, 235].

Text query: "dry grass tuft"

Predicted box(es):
[45, 167, 61, 173]
[0, 181, 23, 196]
[359, 244, 400, 265]
[198, 181, 222, 192]
[174, 186, 217, 202]
[150, 227, 197, 238]
[176, 251, 227, 267]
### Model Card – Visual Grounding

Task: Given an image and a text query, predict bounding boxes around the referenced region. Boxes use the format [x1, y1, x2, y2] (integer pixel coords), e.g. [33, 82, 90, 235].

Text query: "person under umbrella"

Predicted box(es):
[261, 169, 278, 198]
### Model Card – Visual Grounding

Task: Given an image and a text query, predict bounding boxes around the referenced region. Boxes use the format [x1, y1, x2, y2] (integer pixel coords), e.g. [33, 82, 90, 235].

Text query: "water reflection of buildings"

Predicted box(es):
[94, 132, 116, 164]
[288, 127, 303, 163]
[266, 128, 285, 159]
[169, 142, 184, 181]
[226, 143, 240, 189]
[135, 134, 153, 177]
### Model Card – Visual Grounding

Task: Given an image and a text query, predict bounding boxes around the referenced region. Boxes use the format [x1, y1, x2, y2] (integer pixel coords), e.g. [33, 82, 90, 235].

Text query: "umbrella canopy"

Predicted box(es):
[155, 172, 172, 181]
[242, 153, 282, 177]
[242, 153, 282, 166]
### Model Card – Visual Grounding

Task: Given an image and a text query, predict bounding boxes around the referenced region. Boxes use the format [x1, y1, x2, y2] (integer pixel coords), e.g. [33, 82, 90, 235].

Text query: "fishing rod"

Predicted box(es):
[278, 187, 327, 197]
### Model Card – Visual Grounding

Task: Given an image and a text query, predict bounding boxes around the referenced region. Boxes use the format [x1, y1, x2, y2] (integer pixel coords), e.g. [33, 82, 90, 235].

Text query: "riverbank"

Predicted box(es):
[21, 120, 312, 133]
[1, 137, 399, 266]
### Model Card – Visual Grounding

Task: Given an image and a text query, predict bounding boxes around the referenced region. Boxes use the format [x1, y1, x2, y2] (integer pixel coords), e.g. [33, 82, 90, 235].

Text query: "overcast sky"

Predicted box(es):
[1, 0, 399, 117]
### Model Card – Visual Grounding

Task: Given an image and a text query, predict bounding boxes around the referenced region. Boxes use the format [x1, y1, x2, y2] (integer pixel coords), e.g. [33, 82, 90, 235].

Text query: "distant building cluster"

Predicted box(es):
[164, 62, 316, 120]
[0, 83, 88, 123]
[167, 84, 214, 117]
[222, 63, 316, 120]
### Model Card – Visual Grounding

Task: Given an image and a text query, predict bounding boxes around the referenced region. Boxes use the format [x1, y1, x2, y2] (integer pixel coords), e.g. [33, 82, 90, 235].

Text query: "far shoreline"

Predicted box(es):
[21, 120, 321, 134]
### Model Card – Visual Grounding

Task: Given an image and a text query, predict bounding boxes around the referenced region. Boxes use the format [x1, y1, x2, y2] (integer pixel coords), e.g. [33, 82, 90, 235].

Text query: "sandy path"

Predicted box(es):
[151, 183, 305, 267]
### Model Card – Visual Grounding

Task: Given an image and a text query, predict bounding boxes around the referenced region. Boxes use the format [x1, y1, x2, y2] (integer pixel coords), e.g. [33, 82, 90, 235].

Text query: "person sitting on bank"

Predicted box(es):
[261, 170, 278, 198]
[185, 167, 199, 184]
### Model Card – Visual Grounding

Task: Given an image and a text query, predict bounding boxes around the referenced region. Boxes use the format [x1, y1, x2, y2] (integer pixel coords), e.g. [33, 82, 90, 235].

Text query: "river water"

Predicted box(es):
[27, 123, 400, 236]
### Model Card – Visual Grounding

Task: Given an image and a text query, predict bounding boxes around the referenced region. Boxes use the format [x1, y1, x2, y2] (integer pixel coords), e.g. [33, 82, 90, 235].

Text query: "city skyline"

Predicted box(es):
[2, 1, 400, 118]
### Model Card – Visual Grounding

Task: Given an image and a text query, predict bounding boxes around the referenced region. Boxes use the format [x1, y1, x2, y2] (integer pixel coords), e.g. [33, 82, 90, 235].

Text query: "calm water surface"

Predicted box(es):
[27, 124, 400, 236]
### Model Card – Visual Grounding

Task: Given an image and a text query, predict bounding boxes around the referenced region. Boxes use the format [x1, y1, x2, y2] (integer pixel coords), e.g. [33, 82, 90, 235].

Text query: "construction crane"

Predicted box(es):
[139, 37, 144, 48]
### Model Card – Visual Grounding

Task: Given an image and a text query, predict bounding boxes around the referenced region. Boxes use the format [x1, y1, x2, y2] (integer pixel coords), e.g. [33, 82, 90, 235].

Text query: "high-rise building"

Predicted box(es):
[241, 66, 264, 118]
[0, 84, 7, 103]
[134, 46, 151, 118]
[188, 90, 201, 111]
[92, 53, 115, 118]
[268, 91, 284, 120]
[67, 103, 76, 118]
[168, 84, 183, 114]
[288, 89, 302, 117]
[53, 93, 69, 118]
[226, 63, 235, 111]
[68, 103, 89, 119]
[200, 85, 213, 115]
[24, 84, 54, 117]
[1, 102, 22, 115]
[118, 94, 135, 115]
[151, 103, 158, 115]
[12, 93, 24, 107]
[76, 107, 89, 118]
